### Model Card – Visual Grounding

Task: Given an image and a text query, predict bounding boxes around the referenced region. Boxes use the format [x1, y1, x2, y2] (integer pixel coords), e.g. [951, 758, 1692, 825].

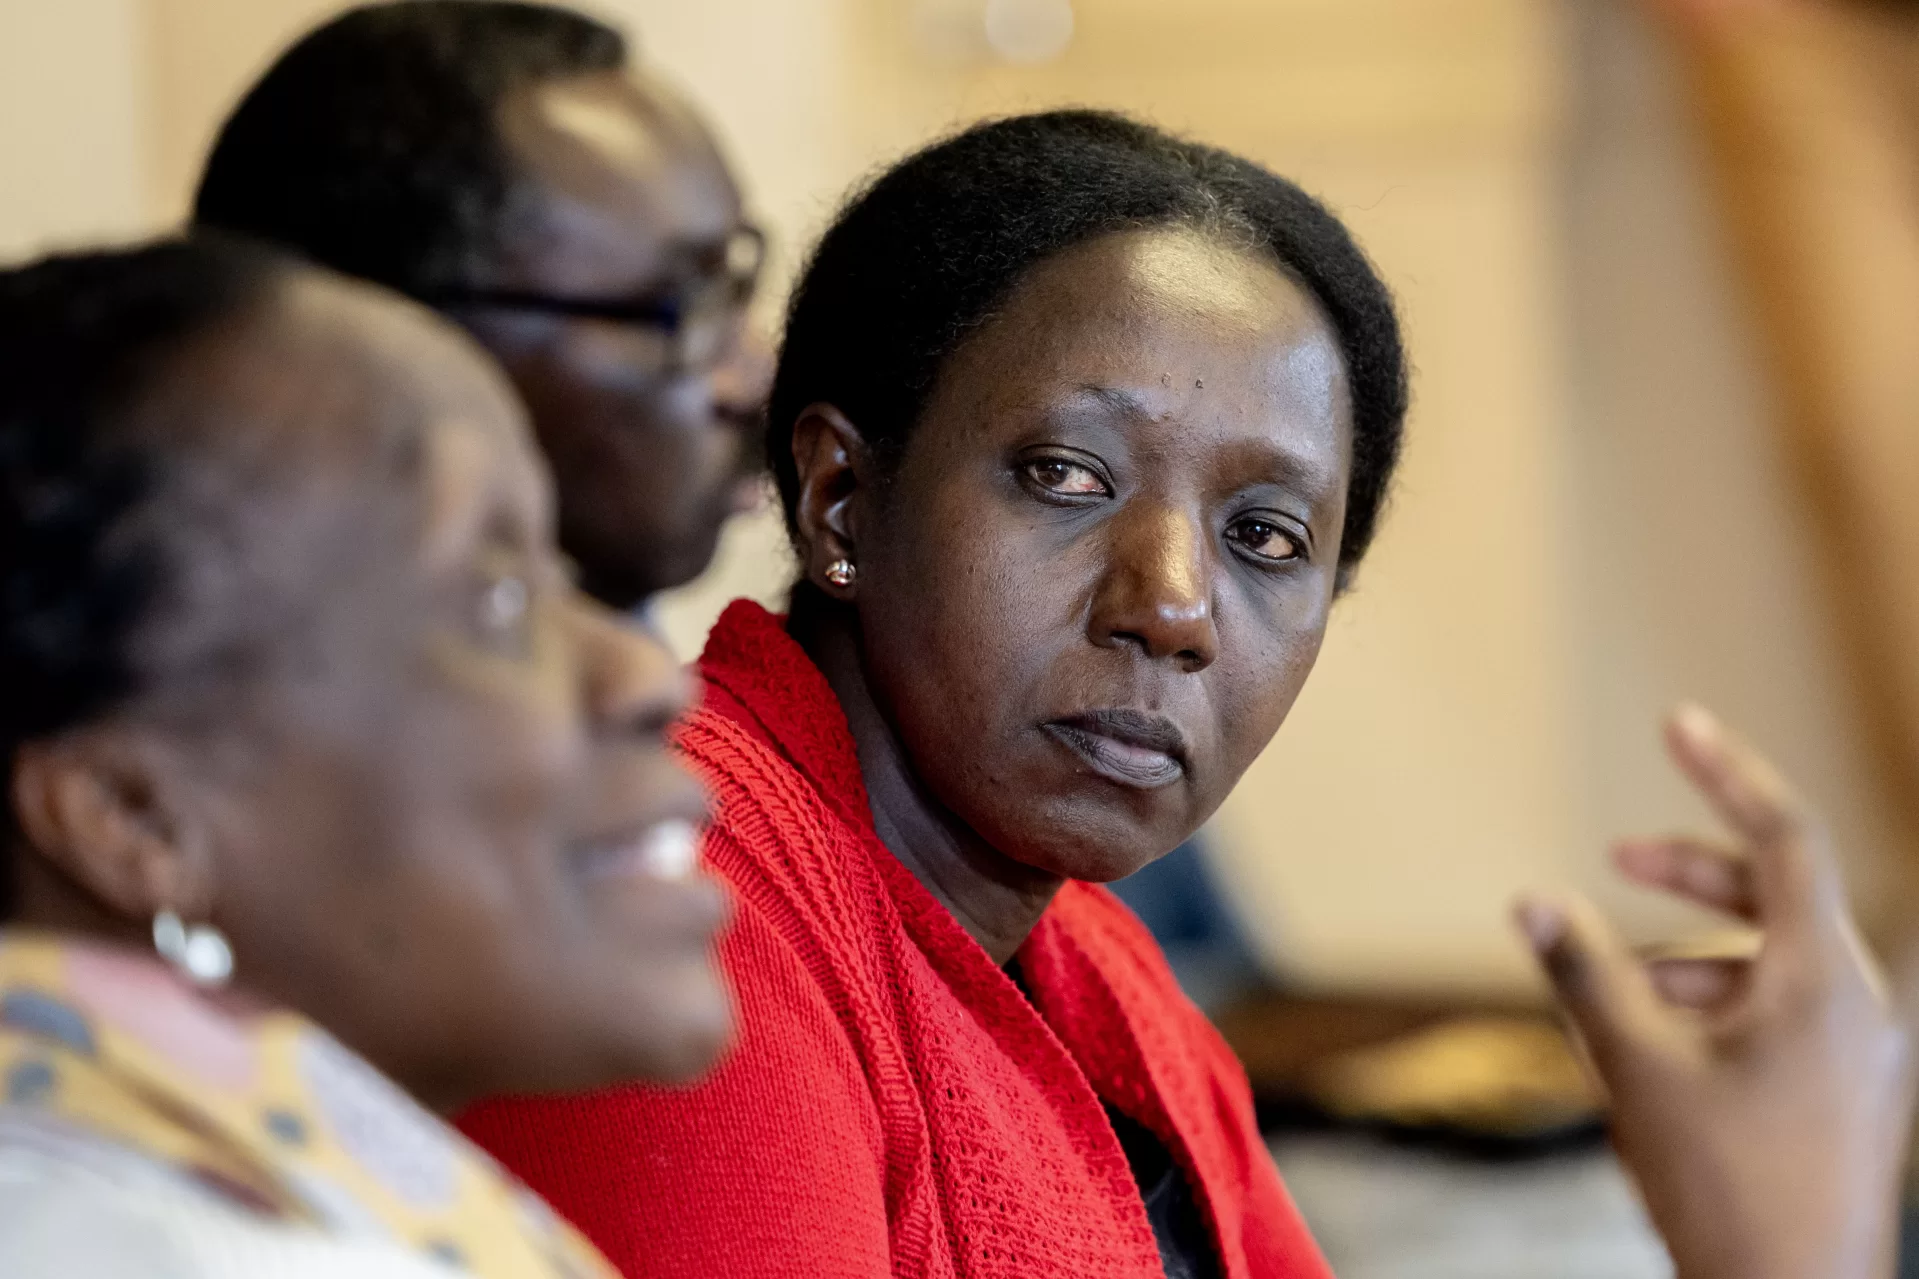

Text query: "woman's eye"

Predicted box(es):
[482, 575, 529, 629]
[473, 570, 535, 656]
[1227, 517, 1303, 563]
[1024, 458, 1108, 497]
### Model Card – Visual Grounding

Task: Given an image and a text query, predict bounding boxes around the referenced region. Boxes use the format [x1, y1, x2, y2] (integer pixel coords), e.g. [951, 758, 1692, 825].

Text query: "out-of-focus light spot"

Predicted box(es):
[983, 0, 1074, 65]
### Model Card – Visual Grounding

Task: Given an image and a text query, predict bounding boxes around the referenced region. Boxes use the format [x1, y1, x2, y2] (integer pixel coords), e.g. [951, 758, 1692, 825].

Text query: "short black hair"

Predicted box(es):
[769, 110, 1409, 581]
[0, 237, 291, 912]
[194, 0, 627, 297]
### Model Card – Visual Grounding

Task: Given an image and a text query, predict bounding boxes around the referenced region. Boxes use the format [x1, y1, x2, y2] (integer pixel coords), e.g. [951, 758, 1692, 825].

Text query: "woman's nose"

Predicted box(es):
[1087, 504, 1220, 672]
[571, 595, 696, 739]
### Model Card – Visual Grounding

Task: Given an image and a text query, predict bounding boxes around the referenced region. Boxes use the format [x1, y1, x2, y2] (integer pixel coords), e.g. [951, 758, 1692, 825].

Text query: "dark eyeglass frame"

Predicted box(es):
[421, 225, 765, 368]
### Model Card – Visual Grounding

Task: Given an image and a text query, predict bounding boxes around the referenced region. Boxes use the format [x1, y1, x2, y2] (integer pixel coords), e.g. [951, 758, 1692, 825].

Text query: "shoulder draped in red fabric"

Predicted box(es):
[459, 600, 1333, 1279]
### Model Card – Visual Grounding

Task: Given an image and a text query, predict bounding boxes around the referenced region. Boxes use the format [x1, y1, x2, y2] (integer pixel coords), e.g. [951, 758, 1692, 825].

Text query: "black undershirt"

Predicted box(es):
[1004, 960, 1220, 1279]
[1102, 1102, 1223, 1279]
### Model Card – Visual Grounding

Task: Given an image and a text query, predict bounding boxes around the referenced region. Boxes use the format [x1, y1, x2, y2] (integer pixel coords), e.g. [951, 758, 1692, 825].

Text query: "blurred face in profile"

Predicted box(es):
[456, 66, 771, 608]
[10, 270, 732, 1106]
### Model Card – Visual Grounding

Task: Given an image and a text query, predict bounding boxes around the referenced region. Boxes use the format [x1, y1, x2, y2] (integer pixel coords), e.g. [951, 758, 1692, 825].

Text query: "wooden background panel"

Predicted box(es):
[957, 0, 1558, 150]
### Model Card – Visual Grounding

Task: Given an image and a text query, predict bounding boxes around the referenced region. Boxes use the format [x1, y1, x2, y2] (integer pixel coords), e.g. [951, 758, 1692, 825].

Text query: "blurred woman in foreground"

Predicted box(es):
[0, 237, 730, 1276]
[462, 110, 1913, 1279]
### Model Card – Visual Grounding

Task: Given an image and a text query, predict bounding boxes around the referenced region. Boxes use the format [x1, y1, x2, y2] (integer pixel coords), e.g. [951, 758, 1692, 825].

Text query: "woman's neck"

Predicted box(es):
[790, 595, 1063, 966]
[9, 865, 474, 1115]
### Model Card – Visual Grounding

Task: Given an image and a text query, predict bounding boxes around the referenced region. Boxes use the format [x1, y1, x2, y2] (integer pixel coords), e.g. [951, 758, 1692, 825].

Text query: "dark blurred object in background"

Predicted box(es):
[1113, 842, 1604, 1158]
[1109, 838, 1264, 1015]
[1219, 992, 1603, 1159]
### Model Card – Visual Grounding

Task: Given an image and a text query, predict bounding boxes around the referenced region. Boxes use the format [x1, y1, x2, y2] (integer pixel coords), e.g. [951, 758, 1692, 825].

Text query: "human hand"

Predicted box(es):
[1516, 705, 1914, 1279]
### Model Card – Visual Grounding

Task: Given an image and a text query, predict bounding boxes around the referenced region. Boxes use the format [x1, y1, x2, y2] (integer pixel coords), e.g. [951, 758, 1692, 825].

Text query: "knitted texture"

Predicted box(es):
[459, 601, 1333, 1279]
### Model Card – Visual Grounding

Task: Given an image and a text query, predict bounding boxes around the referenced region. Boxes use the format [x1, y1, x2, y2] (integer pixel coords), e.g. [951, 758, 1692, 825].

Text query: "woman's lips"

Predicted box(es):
[1043, 710, 1187, 790]
[577, 818, 704, 884]
[570, 816, 731, 954]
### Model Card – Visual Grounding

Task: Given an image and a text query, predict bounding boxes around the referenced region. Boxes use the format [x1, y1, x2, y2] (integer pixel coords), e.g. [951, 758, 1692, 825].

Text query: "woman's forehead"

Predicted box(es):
[142, 273, 544, 559]
[935, 228, 1347, 433]
[940, 229, 1338, 404]
[1009, 227, 1325, 336]
[148, 275, 498, 447]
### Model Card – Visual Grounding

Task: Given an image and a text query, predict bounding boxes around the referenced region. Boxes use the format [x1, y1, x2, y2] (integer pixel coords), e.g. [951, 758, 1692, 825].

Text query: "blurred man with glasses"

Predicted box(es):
[196, 0, 771, 606]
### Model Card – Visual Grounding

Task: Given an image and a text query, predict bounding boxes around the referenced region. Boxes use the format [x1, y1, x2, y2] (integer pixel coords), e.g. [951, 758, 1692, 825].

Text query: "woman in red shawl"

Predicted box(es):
[463, 111, 1909, 1279]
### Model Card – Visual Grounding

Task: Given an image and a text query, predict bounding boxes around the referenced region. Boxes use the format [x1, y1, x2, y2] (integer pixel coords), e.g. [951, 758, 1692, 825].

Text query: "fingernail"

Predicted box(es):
[1514, 898, 1566, 952]
[1674, 701, 1719, 746]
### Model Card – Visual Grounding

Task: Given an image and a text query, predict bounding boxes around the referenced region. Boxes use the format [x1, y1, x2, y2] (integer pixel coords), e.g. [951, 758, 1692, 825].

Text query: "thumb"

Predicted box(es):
[1517, 893, 1669, 1080]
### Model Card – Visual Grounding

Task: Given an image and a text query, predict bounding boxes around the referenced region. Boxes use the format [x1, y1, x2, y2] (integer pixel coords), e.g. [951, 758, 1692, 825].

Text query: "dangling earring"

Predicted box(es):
[153, 910, 234, 988]
[824, 558, 857, 589]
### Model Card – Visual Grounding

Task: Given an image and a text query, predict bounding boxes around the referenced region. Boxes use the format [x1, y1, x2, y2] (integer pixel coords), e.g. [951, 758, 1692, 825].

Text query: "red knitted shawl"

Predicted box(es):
[459, 601, 1333, 1279]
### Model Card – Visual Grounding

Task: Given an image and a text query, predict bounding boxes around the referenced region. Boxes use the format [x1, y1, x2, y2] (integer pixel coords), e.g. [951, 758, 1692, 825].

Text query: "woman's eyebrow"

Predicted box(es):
[1033, 385, 1160, 439]
[1028, 386, 1149, 439]
[1233, 439, 1340, 499]
[1071, 384, 1153, 419]
[1063, 385, 1340, 497]
[1059, 380, 1174, 420]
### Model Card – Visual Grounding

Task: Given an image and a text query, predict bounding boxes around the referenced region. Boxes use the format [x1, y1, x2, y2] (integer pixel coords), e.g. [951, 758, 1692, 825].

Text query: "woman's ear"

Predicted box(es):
[9, 729, 218, 927]
[790, 403, 872, 599]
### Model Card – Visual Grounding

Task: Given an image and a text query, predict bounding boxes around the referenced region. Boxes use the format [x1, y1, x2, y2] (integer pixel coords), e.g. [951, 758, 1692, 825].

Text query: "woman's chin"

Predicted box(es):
[523, 967, 737, 1096]
[1055, 848, 1170, 885]
[988, 811, 1188, 886]
[973, 775, 1202, 879]
[621, 970, 738, 1085]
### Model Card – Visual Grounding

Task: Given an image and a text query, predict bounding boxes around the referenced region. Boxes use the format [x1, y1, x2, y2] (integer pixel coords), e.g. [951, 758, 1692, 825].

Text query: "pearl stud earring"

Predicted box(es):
[153, 910, 234, 987]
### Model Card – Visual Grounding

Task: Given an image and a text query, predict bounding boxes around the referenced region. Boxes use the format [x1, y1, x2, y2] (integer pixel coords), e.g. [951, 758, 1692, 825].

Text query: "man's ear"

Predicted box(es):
[9, 729, 217, 926]
[790, 403, 872, 599]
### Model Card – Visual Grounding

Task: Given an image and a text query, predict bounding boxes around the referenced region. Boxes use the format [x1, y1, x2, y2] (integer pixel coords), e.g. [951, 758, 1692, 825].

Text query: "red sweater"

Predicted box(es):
[460, 601, 1332, 1279]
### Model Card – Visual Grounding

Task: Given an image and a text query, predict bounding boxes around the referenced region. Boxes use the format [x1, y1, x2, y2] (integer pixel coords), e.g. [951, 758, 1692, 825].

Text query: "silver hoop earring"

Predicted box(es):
[824, 558, 857, 589]
[153, 910, 234, 988]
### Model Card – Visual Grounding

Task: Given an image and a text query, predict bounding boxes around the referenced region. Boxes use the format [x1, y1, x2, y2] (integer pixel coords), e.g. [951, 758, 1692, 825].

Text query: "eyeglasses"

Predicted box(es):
[426, 224, 765, 378]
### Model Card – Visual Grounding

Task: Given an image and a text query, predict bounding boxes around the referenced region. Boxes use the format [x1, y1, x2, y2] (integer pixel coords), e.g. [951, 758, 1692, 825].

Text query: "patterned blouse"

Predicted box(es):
[0, 929, 618, 1278]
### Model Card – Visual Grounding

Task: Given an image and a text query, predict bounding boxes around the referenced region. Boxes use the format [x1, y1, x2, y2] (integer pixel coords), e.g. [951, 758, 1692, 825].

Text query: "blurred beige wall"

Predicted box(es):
[0, 0, 1900, 997]
[0, 0, 151, 259]
[1561, 0, 1907, 945]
